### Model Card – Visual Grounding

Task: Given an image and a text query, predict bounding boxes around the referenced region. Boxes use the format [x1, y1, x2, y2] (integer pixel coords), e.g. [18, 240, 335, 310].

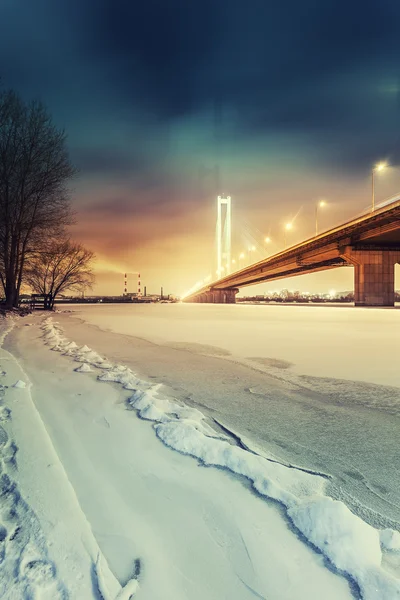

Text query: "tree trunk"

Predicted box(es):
[44, 295, 55, 310]
[4, 276, 17, 309]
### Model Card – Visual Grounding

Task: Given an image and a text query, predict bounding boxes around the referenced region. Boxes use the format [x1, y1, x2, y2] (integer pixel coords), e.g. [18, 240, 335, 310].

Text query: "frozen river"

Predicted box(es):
[62, 302, 400, 530]
[3, 302, 399, 599]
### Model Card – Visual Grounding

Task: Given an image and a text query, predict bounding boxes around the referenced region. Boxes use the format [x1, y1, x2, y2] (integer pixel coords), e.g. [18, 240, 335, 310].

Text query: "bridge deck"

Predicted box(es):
[184, 199, 400, 304]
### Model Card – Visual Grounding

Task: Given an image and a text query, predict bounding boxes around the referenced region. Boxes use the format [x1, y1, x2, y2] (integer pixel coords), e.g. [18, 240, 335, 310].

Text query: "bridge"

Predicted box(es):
[183, 199, 400, 306]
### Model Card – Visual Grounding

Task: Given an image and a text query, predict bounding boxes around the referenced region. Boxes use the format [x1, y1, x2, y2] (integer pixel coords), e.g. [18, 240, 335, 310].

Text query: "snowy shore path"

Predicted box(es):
[0, 320, 124, 599]
[2, 315, 357, 599]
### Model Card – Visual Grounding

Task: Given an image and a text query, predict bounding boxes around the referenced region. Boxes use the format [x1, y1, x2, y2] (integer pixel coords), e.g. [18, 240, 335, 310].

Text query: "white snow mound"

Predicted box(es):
[75, 363, 92, 373]
[13, 379, 26, 389]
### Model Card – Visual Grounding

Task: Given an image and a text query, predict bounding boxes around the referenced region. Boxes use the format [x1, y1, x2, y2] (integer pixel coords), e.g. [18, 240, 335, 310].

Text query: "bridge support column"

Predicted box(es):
[342, 248, 400, 306]
[210, 288, 239, 304]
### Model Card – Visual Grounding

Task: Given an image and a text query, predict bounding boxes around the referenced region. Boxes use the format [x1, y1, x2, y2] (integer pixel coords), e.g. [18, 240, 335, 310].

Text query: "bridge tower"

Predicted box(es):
[216, 195, 232, 276]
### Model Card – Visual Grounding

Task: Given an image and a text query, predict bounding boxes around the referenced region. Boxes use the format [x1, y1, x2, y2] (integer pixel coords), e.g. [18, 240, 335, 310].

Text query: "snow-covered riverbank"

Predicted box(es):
[0, 318, 126, 599]
[1, 307, 399, 599]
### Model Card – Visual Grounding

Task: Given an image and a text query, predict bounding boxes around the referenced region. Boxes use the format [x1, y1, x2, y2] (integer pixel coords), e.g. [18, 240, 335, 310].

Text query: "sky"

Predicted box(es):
[1, 0, 400, 296]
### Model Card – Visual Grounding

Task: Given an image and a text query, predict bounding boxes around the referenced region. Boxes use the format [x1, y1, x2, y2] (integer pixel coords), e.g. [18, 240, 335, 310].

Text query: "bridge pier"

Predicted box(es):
[342, 248, 400, 306]
[210, 288, 238, 304]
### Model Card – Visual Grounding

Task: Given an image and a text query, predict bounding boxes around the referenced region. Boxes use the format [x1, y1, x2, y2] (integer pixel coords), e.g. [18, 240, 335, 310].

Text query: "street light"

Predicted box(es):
[315, 200, 326, 236]
[284, 222, 293, 249]
[371, 162, 387, 212]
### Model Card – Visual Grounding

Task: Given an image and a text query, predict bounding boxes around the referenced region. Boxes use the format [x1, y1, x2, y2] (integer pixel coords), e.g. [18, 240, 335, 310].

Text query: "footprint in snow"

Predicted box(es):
[0, 407, 11, 422]
[22, 559, 56, 586]
[3, 441, 18, 466]
[0, 524, 7, 564]
[0, 426, 8, 448]
[0, 476, 21, 524]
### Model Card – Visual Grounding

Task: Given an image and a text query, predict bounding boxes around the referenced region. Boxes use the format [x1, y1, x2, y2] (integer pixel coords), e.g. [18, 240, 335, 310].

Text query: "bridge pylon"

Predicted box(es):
[216, 195, 232, 276]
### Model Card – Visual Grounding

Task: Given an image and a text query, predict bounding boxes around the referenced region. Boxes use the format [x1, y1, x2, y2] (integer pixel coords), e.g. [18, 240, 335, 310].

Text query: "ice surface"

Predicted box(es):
[69, 303, 400, 387]
[66, 304, 400, 531]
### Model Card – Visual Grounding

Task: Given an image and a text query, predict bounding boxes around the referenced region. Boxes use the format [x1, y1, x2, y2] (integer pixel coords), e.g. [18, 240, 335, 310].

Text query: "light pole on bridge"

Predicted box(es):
[371, 162, 387, 212]
[284, 222, 293, 249]
[315, 200, 326, 236]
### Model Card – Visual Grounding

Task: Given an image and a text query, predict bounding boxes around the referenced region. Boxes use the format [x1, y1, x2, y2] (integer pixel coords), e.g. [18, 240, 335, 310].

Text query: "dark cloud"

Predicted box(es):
[71, 147, 148, 178]
[2, 0, 400, 294]
[2, 0, 400, 166]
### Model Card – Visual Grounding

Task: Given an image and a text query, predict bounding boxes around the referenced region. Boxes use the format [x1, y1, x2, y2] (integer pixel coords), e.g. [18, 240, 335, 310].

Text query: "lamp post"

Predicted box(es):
[371, 162, 387, 212]
[284, 223, 292, 249]
[315, 200, 326, 236]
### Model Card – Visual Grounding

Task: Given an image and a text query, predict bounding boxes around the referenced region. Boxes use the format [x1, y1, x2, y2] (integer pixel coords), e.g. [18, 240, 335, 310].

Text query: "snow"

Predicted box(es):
[64, 304, 400, 532]
[0, 318, 137, 599]
[381, 529, 400, 552]
[13, 379, 26, 388]
[75, 363, 92, 372]
[1, 307, 399, 599]
[42, 316, 400, 598]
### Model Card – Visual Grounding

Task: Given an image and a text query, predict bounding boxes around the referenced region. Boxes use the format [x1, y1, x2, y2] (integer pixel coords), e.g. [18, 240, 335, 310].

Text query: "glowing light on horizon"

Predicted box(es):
[181, 274, 213, 300]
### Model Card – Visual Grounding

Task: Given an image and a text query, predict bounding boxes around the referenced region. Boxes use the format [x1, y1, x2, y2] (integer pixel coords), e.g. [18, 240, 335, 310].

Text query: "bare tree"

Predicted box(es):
[25, 239, 95, 310]
[0, 89, 76, 308]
